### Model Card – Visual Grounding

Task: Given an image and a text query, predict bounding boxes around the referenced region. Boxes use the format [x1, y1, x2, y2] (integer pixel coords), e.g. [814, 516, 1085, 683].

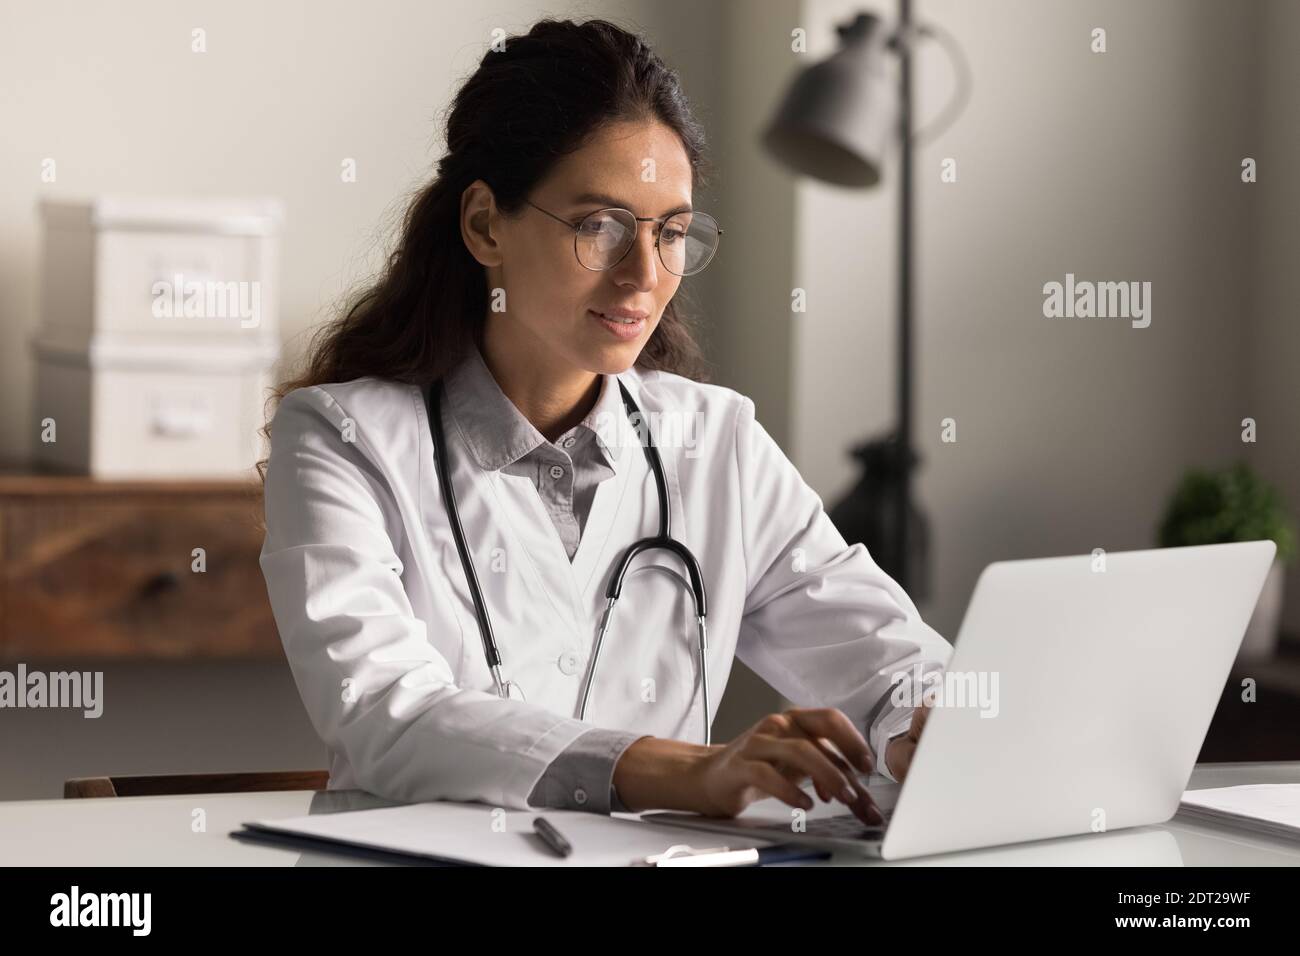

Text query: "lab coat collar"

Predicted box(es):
[442, 337, 633, 473]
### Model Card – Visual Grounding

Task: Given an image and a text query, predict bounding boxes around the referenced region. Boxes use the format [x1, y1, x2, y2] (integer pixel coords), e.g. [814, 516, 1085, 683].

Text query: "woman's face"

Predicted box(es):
[465, 119, 693, 376]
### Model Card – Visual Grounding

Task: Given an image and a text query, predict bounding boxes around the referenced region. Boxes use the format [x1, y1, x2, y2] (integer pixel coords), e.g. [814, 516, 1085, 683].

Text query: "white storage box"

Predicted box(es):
[33, 197, 283, 478]
[38, 196, 282, 347]
[32, 337, 278, 479]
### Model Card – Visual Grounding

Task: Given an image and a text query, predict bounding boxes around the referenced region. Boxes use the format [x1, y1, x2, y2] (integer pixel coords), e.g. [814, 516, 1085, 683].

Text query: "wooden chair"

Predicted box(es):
[63, 769, 329, 799]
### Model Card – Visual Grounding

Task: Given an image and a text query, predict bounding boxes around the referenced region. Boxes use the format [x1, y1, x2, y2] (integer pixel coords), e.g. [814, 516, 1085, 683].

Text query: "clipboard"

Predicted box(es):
[231, 800, 778, 867]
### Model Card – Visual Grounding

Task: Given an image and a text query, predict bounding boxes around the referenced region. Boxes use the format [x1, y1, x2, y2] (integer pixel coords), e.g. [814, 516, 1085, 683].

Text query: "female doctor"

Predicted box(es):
[259, 17, 951, 827]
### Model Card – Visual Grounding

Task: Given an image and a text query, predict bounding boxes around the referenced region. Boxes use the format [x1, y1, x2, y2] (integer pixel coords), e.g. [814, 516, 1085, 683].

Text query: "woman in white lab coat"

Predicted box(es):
[259, 17, 951, 824]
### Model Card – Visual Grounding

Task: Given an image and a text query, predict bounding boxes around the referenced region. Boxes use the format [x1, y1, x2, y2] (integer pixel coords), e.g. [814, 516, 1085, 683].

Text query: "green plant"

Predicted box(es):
[1157, 461, 1295, 563]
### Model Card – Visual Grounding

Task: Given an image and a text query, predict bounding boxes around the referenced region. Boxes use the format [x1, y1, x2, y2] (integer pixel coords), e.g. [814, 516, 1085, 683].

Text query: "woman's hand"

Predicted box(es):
[692, 708, 885, 825]
[613, 707, 884, 825]
[882, 700, 934, 782]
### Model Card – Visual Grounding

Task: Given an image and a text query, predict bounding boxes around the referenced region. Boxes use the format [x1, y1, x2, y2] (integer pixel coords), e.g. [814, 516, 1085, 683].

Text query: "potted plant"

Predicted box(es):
[1157, 461, 1296, 659]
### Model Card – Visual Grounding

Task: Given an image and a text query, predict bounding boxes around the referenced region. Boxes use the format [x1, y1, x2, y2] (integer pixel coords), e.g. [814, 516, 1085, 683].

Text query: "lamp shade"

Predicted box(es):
[761, 12, 896, 188]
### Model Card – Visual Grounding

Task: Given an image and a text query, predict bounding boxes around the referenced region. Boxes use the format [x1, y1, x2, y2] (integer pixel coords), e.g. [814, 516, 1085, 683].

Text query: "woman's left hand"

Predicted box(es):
[884, 700, 934, 782]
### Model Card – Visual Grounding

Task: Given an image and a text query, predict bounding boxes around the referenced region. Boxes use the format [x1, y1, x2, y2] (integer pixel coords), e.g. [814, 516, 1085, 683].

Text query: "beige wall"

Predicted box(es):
[710, 0, 803, 444]
[1247, 0, 1300, 636]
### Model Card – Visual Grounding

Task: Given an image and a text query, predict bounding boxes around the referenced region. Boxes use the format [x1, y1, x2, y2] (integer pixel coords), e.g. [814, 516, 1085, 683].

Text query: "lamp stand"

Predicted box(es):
[829, 0, 929, 601]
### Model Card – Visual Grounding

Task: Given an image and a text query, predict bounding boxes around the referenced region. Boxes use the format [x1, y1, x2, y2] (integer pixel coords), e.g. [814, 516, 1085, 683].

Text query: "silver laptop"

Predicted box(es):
[644, 540, 1277, 860]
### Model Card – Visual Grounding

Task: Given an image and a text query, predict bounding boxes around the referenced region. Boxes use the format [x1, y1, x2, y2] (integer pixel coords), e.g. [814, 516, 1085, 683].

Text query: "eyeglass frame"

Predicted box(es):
[523, 198, 723, 277]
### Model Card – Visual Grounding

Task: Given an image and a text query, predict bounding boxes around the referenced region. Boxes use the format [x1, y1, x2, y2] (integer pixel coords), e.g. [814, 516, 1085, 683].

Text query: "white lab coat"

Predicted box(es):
[259, 361, 953, 809]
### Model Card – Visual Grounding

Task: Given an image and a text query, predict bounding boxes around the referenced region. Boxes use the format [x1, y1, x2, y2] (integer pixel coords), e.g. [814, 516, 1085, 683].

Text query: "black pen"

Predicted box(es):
[533, 817, 572, 858]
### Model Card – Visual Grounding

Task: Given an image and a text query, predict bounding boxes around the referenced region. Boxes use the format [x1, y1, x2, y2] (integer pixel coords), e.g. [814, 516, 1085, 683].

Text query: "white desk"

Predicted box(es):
[2, 761, 1298, 866]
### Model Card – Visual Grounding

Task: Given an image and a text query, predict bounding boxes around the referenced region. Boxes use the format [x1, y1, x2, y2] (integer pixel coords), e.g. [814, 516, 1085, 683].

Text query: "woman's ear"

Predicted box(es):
[460, 179, 504, 268]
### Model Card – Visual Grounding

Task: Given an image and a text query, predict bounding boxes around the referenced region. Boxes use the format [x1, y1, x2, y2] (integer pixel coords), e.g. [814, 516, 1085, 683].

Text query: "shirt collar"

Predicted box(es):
[442, 338, 628, 472]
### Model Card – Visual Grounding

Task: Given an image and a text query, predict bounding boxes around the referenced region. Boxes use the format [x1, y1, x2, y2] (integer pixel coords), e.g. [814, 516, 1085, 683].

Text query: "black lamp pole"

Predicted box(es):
[762, 4, 949, 598]
[895, 0, 914, 589]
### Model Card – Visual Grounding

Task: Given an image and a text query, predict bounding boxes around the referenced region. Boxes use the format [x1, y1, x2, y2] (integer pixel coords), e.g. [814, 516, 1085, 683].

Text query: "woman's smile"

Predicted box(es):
[589, 307, 648, 340]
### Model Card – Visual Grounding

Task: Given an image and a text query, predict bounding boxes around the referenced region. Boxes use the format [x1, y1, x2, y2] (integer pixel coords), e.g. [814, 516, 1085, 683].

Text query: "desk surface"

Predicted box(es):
[3, 762, 1299, 866]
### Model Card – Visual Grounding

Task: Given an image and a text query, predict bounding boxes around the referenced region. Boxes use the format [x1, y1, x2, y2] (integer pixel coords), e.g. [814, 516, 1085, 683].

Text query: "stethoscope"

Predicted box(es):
[426, 375, 713, 745]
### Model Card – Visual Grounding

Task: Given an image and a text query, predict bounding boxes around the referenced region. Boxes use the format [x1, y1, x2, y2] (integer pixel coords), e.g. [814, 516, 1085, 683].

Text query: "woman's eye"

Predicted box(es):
[661, 228, 685, 243]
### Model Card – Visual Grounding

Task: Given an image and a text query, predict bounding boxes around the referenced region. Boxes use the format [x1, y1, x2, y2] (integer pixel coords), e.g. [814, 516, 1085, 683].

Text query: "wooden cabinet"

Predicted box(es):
[0, 471, 281, 659]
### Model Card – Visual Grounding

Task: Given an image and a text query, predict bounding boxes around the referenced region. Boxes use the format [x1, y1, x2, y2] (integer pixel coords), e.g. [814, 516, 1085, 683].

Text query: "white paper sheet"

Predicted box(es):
[1179, 784, 1300, 833]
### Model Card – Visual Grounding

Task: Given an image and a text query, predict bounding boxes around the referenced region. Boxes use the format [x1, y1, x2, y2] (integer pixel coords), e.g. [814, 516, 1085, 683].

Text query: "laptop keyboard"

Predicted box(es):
[749, 805, 894, 841]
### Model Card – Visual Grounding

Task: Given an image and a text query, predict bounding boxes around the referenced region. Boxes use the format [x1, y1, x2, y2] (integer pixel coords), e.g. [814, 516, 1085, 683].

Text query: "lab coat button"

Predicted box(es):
[558, 650, 581, 675]
[561, 436, 576, 448]
[573, 787, 588, 805]
[549, 464, 565, 480]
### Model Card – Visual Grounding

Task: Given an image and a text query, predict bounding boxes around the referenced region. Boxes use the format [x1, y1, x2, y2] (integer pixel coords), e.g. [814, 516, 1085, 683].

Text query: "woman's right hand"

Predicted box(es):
[614, 708, 884, 825]
[692, 708, 884, 825]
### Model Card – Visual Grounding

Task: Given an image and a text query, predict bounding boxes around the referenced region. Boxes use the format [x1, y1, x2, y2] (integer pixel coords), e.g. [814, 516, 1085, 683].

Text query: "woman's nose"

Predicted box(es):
[614, 222, 661, 290]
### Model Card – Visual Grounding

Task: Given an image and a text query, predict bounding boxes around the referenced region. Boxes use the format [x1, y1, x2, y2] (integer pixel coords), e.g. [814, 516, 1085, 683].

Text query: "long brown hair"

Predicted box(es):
[258, 17, 715, 483]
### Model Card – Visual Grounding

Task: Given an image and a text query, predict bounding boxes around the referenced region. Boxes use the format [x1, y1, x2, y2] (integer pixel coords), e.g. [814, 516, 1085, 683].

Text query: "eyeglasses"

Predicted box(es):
[525, 199, 723, 277]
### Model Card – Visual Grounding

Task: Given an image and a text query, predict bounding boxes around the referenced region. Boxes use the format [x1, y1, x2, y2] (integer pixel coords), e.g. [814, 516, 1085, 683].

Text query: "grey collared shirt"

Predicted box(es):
[441, 341, 647, 813]
[442, 341, 623, 561]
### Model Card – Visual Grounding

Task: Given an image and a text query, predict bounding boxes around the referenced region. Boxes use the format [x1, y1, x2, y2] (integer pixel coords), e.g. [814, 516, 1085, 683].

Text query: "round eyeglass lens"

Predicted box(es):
[658, 212, 720, 276]
[575, 209, 637, 270]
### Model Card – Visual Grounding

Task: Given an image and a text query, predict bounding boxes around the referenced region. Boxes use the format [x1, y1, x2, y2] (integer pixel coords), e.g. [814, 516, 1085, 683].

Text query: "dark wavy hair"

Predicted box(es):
[258, 17, 715, 482]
